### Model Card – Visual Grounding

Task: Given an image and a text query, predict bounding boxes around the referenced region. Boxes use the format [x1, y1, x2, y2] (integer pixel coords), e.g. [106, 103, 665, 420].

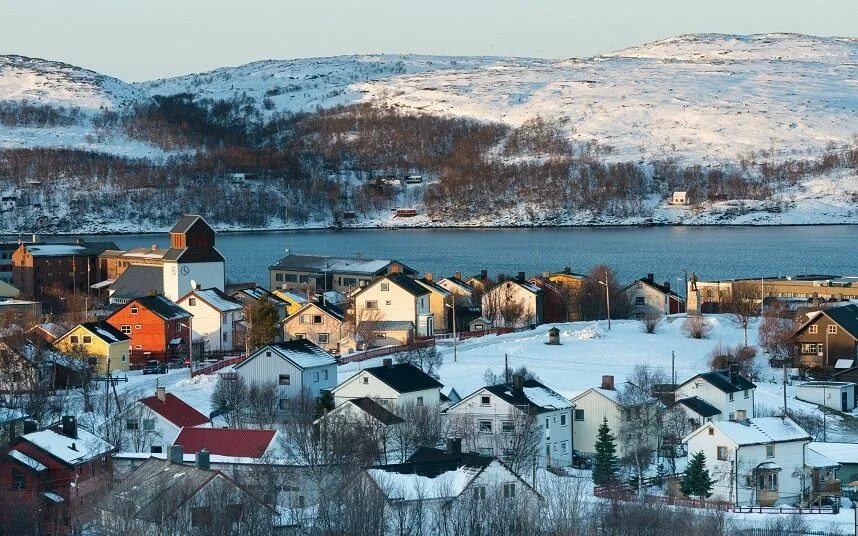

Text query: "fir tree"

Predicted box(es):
[680, 451, 715, 498]
[592, 417, 619, 487]
[654, 462, 667, 488]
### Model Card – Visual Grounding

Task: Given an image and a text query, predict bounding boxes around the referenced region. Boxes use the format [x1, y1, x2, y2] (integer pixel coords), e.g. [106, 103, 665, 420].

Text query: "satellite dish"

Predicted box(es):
[190, 279, 198, 290]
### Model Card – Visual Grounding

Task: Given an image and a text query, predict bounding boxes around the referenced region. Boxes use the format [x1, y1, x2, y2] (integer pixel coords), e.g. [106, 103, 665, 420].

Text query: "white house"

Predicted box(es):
[481, 277, 543, 328]
[124, 387, 210, 452]
[444, 377, 573, 468]
[353, 273, 434, 337]
[670, 191, 689, 205]
[176, 287, 244, 352]
[331, 359, 443, 408]
[437, 273, 476, 306]
[674, 369, 756, 425]
[233, 340, 338, 402]
[795, 381, 856, 412]
[622, 274, 686, 318]
[683, 417, 811, 506]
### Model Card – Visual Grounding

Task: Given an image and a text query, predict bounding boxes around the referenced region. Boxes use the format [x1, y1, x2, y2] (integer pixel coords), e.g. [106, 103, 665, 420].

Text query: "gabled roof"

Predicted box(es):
[231, 286, 287, 305]
[451, 379, 571, 415]
[416, 278, 451, 297]
[438, 276, 474, 293]
[675, 396, 721, 418]
[170, 214, 212, 234]
[681, 370, 756, 394]
[491, 279, 541, 295]
[124, 295, 192, 321]
[75, 322, 130, 344]
[108, 265, 164, 300]
[162, 247, 225, 263]
[173, 428, 277, 458]
[179, 288, 243, 312]
[795, 304, 858, 340]
[571, 386, 622, 405]
[685, 416, 811, 446]
[290, 300, 345, 323]
[29, 322, 71, 343]
[236, 340, 337, 372]
[623, 277, 683, 299]
[268, 254, 416, 276]
[138, 393, 209, 428]
[337, 397, 404, 426]
[377, 273, 429, 297]
[338, 362, 443, 395]
[19, 426, 113, 466]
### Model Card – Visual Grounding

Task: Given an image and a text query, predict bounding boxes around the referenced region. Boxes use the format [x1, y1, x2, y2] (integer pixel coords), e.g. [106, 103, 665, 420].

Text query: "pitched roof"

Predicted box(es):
[292, 300, 345, 323]
[181, 288, 243, 312]
[363, 320, 415, 332]
[173, 428, 277, 458]
[625, 277, 683, 299]
[367, 447, 493, 500]
[808, 442, 858, 465]
[138, 393, 209, 428]
[695, 417, 811, 446]
[108, 265, 164, 300]
[78, 322, 130, 344]
[128, 295, 192, 321]
[236, 340, 337, 371]
[440, 276, 474, 293]
[416, 278, 451, 297]
[383, 273, 429, 297]
[162, 247, 225, 263]
[686, 370, 756, 393]
[675, 396, 721, 418]
[170, 214, 212, 234]
[477, 379, 571, 414]
[20, 426, 113, 466]
[346, 397, 404, 426]
[358, 362, 443, 394]
[231, 286, 287, 305]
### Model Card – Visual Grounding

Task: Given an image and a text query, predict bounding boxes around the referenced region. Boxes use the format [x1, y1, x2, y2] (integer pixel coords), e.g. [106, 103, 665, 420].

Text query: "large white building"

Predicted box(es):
[177, 287, 244, 352]
[684, 417, 811, 506]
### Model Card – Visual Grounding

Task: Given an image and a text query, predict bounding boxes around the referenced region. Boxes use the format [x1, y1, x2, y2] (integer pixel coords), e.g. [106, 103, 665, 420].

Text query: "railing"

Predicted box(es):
[731, 505, 836, 515]
[338, 339, 435, 364]
[190, 355, 248, 377]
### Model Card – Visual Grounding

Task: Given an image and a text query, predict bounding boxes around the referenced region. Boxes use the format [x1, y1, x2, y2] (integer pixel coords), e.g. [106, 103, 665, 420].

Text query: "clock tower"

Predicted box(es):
[162, 215, 226, 301]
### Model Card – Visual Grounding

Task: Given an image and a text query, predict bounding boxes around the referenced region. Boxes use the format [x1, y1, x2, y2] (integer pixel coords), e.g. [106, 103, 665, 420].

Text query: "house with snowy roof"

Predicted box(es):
[282, 299, 347, 354]
[363, 441, 541, 517]
[229, 285, 289, 323]
[0, 338, 90, 392]
[622, 273, 686, 318]
[177, 287, 244, 352]
[673, 368, 756, 425]
[481, 275, 544, 328]
[272, 287, 309, 316]
[1, 416, 114, 535]
[234, 340, 338, 402]
[353, 272, 434, 340]
[53, 321, 131, 374]
[106, 294, 192, 367]
[122, 387, 210, 453]
[445, 376, 573, 467]
[683, 416, 812, 507]
[332, 359, 444, 408]
[29, 322, 72, 344]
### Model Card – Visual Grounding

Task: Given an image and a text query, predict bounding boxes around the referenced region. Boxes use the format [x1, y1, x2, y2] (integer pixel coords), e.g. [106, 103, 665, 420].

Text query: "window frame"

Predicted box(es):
[478, 420, 493, 433]
[574, 409, 584, 421]
[717, 446, 729, 461]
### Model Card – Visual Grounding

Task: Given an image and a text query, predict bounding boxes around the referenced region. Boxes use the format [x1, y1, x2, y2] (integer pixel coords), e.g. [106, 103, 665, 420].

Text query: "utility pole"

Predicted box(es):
[783, 359, 788, 416]
[599, 269, 611, 331]
[505, 354, 509, 383]
[671, 350, 675, 386]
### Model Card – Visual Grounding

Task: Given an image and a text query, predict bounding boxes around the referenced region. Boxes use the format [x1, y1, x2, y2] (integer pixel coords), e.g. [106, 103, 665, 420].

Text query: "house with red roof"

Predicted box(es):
[173, 428, 278, 459]
[123, 387, 210, 453]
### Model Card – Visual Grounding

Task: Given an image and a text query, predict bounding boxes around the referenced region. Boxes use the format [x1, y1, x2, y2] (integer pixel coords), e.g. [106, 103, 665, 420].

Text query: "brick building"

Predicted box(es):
[12, 240, 117, 298]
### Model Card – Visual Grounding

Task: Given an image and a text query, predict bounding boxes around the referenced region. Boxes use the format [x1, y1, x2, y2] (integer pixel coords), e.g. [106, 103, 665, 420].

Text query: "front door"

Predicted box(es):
[842, 391, 848, 412]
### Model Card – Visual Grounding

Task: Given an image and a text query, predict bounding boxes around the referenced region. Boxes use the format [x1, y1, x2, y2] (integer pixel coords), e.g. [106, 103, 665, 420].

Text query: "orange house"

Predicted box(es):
[106, 295, 192, 367]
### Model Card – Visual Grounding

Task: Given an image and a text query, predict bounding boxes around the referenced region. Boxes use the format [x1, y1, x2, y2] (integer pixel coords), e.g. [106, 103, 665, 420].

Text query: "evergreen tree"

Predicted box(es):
[654, 462, 668, 488]
[680, 451, 715, 498]
[592, 417, 620, 487]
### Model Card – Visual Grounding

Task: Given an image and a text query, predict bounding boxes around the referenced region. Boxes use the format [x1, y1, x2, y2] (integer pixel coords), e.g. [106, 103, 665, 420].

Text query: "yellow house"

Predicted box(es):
[547, 268, 587, 289]
[272, 288, 310, 317]
[415, 274, 452, 333]
[54, 322, 131, 374]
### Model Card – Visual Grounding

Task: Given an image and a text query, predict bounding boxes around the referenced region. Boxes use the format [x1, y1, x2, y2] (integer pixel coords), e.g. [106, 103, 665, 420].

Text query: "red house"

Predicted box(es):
[106, 294, 192, 367]
[528, 276, 569, 323]
[1, 416, 114, 535]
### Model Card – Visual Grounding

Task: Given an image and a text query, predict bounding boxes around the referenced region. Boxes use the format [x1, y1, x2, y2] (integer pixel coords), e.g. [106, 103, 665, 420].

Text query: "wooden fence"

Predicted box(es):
[731, 505, 836, 515]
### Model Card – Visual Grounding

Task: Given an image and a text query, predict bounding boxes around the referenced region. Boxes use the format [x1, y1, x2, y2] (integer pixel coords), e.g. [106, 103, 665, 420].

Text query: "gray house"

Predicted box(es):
[233, 340, 337, 403]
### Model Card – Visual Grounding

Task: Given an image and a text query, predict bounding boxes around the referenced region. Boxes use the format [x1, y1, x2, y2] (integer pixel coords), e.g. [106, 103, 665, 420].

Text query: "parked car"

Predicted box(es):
[142, 360, 167, 375]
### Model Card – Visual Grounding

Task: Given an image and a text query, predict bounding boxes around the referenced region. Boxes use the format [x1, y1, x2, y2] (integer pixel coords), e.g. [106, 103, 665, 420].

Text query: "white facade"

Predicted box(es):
[481, 280, 542, 328]
[444, 387, 573, 467]
[332, 370, 441, 408]
[355, 278, 433, 337]
[684, 419, 810, 506]
[123, 401, 178, 451]
[625, 280, 673, 317]
[234, 346, 337, 401]
[675, 376, 755, 422]
[437, 278, 475, 306]
[795, 382, 856, 412]
[569, 388, 623, 456]
[162, 261, 225, 302]
[176, 292, 242, 352]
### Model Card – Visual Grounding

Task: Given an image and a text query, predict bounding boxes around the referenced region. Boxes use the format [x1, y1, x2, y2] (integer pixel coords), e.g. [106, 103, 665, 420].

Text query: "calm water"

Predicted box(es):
[60, 226, 858, 291]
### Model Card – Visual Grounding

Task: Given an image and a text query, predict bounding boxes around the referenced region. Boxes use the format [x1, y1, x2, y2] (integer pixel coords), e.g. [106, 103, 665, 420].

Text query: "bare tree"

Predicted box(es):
[498, 282, 526, 328]
[395, 343, 443, 379]
[641, 310, 664, 334]
[580, 265, 630, 321]
[682, 315, 712, 339]
[725, 282, 759, 347]
[616, 365, 667, 496]
[758, 299, 798, 364]
[211, 375, 249, 428]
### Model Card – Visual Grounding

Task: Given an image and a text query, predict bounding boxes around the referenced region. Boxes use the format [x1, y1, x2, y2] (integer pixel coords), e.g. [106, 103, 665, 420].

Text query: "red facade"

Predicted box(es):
[106, 297, 192, 366]
[528, 278, 568, 323]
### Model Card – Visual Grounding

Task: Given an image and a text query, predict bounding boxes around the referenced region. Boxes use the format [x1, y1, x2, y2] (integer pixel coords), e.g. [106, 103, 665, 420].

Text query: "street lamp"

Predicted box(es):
[445, 297, 457, 362]
[598, 269, 611, 331]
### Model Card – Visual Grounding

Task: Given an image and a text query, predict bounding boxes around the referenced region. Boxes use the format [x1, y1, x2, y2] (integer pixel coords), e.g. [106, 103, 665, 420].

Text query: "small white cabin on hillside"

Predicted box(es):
[670, 191, 689, 205]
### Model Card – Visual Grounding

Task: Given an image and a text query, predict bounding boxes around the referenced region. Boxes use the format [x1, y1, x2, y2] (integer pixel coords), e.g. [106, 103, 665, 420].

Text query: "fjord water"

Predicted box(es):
[78, 226, 858, 290]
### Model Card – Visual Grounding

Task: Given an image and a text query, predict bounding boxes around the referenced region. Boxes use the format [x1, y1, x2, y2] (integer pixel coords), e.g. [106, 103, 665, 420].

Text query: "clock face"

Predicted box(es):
[181, 265, 190, 276]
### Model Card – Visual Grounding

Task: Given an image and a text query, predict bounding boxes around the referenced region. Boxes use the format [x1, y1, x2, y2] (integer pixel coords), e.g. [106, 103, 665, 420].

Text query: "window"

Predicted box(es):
[143, 419, 156, 431]
[279, 374, 291, 385]
[635, 297, 645, 305]
[11, 469, 25, 490]
[501, 421, 515, 433]
[381, 283, 390, 291]
[708, 427, 714, 436]
[151, 445, 163, 454]
[828, 325, 838, 334]
[545, 418, 549, 430]
[312, 315, 323, 324]
[279, 398, 289, 410]
[318, 333, 329, 344]
[223, 316, 228, 325]
[744, 389, 749, 399]
[121, 325, 131, 335]
[131, 306, 139, 314]
[478, 447, 493, 456]
[385, 300, 391, 306]
[478, 420, 493, 433]
[561, 441, 568, 454]
[365, 300, 378, 310]
[299, 315, 309, 324]
[765, 444, 775, 458]
[809, 325, 818, 334]
[188, 298, 196, 307]
[121, 353, 126, 362]
[323, 370, 328, 381]
[503, 483, 516, 498]
[314, 372, 320, 382]
[375, 333, 387, 339]
[729, 392, 734, 402]
[757, 472, 778, 491]
[275, 273, 284, 282]
[135, 324, 142, 330]
[417, 396, 424, 406]
[191, 506, 212, 527]
[472, 485, 486, 501]
[295, 333, 305, 340]
[480, 395, 491, 406]
[226, 504, 244, 523]
[362, 377, 369, 384]
[729, 413, 735, 421]
[82, 335, 92, 344]
[70, 335, 79, 344]
[223, 332, 228, 342]
[560, 413, 567, 426]
[126, 419, 139, 431]
[717, 446, 728, 461]
[343, 277, 357, 287]
[299, 275, 309, 283]
[284, 274, 297, 283]
[574, 409, 584, 421]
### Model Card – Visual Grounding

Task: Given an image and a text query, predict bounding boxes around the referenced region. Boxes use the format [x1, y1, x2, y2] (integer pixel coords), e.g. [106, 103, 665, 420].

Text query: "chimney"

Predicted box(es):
[454, 271, 461, 280]
[23, 419, 37, 435]
[517, 271, 526, 283]
[424, 272, 433, 282]
[196, 449, 211, 471]
[647, 273, 654, 282]
[61, 415, 77, 439]
[389, 264, 401, 274]
[383, 358, 393, 368]
[601, 375, 615, 391]
[156, 386, 166, 402]
[728, 364, 739, 383]
[512, 374, 524, 392]
[564, 266, 571, 275]
[480, 270, 488, 281]
[663, 281, 671, 291]
[446, 437, 462, 455]
[169, 444, 184, 465]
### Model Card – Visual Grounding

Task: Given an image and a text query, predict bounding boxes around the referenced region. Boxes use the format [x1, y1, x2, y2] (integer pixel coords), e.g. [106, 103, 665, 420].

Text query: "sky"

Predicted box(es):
[1, 0, 856, 82]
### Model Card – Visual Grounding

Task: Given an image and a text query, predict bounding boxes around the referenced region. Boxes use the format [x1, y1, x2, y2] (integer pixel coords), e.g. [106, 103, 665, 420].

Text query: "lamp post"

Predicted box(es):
[598, 269, 611, 331]
[445, 297, 457, 362]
